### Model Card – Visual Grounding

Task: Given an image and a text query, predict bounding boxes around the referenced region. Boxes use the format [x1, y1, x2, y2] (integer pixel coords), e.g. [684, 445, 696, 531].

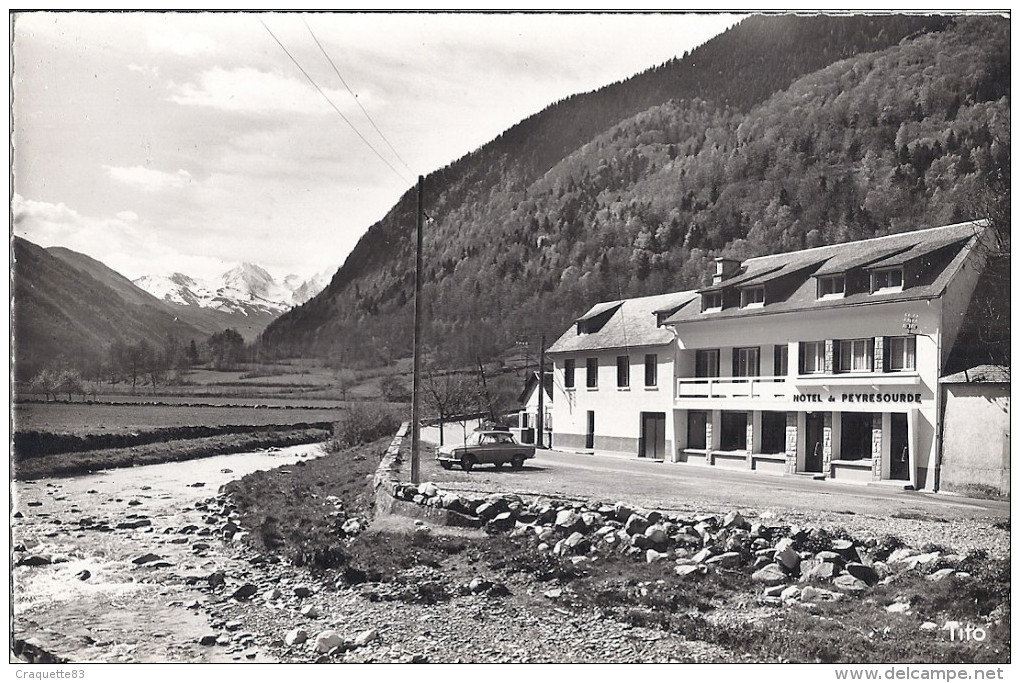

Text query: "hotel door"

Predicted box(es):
[805, 413, 824, 472]
[889, 413, 909, 480]
[640, 412, 666, 460]
[585, 411, 595, 450]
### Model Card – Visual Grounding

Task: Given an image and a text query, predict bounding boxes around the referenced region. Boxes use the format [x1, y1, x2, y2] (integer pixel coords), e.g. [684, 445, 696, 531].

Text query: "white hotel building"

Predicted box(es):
[547, 221, 996, 490]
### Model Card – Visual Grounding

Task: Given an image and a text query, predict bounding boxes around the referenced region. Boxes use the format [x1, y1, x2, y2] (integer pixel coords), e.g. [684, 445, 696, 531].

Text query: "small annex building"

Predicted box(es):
[938, 364, 1010, 498]
[511, 370, 553, 446]
[547, 220, 1001, 491]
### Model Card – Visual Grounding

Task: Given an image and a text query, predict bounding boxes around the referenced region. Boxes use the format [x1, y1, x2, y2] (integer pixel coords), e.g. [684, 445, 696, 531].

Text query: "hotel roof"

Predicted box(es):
[547, 290, 698, 354]
[664, 220, 988, 326]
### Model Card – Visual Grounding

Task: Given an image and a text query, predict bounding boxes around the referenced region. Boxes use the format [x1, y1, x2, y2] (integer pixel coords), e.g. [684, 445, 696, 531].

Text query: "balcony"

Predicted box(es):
[676, 376, 788, 400]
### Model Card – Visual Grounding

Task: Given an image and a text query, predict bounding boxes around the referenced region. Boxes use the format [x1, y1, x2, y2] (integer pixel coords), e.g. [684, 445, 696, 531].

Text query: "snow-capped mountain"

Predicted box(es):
[133, 264, 330, 316]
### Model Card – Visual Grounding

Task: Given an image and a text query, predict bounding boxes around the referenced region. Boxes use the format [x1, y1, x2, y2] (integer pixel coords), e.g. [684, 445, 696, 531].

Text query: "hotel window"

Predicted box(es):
[733, 346, 760, 377]
[740, 286, 765, 308]
[616, 355, 630, 388]
[703, 292, 723, 312]
[644, 354, 658, 387]
[818, 275, 845, 298]
[774, 344, 789, 376]
[564, 359, 575, 389]
[886, 336, 916, 372]
[586, 357, 598, 388]
[800, 341, 826, 374]
[695, 349, 720, 377]
[871, 267, 904, 292]
[837, 338, 875, 373]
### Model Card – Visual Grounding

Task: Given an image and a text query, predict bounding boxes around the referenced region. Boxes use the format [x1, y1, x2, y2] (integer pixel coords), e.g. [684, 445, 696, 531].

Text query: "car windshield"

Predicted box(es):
[476, 432, 516, 445]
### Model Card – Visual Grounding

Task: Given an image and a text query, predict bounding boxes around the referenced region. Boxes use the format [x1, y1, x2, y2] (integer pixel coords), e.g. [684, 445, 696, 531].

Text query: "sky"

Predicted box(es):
[12, 11, 744, 282]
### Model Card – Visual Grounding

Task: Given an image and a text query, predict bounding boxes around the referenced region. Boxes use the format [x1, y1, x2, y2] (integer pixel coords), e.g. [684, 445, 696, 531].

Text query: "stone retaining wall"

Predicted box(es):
[373, 423, 481, 527]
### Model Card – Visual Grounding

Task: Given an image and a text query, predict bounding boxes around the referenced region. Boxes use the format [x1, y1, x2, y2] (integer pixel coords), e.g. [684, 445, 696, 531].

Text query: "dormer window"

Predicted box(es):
[740, 286, 765, 308]
[818, 275, 845, 299]
[871, 267, 903, 293]
[702, 292, 723, 312]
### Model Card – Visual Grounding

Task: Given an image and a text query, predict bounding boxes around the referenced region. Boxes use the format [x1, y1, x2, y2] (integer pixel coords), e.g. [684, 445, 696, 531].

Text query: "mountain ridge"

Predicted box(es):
[260, 14, 1005, 366]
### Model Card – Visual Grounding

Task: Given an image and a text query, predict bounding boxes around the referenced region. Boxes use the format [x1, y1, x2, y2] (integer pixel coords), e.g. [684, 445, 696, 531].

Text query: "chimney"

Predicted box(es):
[713, 257, 741, 284]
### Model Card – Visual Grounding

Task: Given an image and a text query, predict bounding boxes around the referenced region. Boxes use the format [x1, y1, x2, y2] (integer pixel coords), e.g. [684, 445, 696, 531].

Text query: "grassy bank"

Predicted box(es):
[13, 427, 330, 480]
[223, 439, 1009, 664]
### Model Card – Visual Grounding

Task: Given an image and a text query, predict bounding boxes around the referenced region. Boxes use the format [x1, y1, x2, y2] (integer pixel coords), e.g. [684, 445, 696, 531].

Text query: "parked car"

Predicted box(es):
[435, 430, 536, 472]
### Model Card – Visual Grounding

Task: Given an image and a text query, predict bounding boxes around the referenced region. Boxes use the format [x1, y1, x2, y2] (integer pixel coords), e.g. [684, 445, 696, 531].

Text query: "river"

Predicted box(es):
[12, 443, 326, 663]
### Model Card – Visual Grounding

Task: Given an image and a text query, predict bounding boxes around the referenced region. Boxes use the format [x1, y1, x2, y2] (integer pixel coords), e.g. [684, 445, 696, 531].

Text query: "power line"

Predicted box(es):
[258, 17, 412, 186]
[302, 18, 415, 177]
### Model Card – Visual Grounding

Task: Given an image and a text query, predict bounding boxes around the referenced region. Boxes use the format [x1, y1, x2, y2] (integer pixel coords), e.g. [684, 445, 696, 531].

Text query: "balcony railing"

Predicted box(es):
[676, 376, 788, 399]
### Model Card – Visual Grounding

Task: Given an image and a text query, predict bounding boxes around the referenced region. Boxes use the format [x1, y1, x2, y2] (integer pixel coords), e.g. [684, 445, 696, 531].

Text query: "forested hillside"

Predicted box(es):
[12, 238, 207, 380]
[259, 14, 1008, 366]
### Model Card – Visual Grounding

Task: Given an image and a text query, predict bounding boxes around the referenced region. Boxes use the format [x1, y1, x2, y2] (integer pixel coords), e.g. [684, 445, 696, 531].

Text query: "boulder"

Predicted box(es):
[800, 586, 843, 602]
[815, 551, 845, 565]
[417, 482, 439, 497]
[845, 562, 879, 586]
[300, 605, 319, 618]
[17, 554, 53, 567]
[780, 585, 801, 601]
[293, 585, 312, 598]
[645, 549, 668, 563]
[199, 634, 219, 646]
[645, 524, 669, 546]
[624, 513, 651, 536]
[774, 546, 800, 571]
[263, 587, 281, 601]
[802, 561, 838, 582]
[885, 601, 912, 614]
[833, 574, 868, 593]
[630, 533, 650, 550]
[486, 511, 515, 533]
[830, 539, 860, 562]
[674, 564, 703, 579]
[312, 630, 345, 654]
[705, 551, 741, 568]
[751, 563, 787, 586]
[691, 548, 713, 564]
[132, 553, 162, 565]
[723, 511, 750, 530]
[75, 569, 91, 581]
[554, 509, 584, 533]
[354, 629, 379, 647]
[469, 577, 493, 594]
[927, 568, 956, 582]
[613, 502, 634, 523]
[763, 584, 786, 598]
[231, 584, 259, 600]
[563, 532, 589, 554]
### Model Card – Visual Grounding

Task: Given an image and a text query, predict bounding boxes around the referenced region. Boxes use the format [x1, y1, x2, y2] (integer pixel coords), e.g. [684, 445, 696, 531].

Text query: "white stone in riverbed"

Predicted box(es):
[285, 628, 308, 646]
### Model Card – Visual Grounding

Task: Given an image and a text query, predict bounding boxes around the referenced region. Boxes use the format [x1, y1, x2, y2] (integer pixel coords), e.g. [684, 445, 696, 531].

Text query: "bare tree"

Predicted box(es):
[422, 369, 476, 446]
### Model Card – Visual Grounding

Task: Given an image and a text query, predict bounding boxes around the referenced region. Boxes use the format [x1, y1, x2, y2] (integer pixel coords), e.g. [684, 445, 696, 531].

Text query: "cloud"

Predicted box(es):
[127, 63, 159, 77]
[167, 66, 347, 115]
[104, 165, 193, 192]
[147, 26, 217, 56]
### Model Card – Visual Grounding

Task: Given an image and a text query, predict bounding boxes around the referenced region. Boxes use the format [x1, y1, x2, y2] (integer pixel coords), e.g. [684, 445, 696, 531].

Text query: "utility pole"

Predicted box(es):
[410, 175, 424, 484]
[477, 357, 495, 424]
[536, 334, 546, 448]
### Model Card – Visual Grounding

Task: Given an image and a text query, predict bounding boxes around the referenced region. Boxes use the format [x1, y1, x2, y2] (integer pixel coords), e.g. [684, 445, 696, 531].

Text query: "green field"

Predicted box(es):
[12, 401, 353, 436]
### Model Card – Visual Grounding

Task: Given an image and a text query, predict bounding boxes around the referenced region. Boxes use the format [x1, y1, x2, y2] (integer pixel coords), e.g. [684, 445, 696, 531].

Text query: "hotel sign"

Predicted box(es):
[794, 392, 923, 404]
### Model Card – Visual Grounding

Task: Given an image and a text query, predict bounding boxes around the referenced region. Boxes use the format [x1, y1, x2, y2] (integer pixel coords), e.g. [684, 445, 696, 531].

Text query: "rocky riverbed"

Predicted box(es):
[11, 445, 325, 663]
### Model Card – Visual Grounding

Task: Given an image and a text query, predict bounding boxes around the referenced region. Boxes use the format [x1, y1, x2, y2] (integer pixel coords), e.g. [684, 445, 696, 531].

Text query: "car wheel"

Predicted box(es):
[493, 461, 503, 469]
[511, 454, 525, 470]
[460, 454, 475, 472]
[440, 461, 452, 470]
